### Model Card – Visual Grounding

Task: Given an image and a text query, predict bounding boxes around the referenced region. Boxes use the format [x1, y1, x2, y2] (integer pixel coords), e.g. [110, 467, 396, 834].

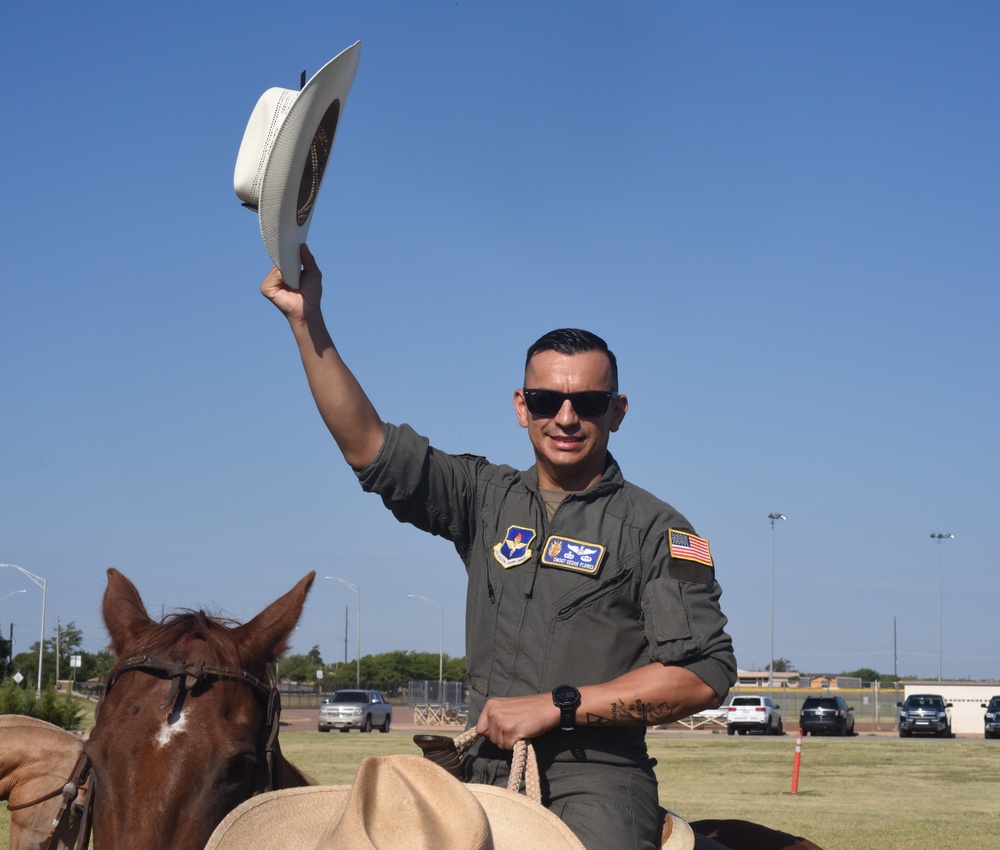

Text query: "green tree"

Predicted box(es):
[278, 651, 325, 684]
[0, 680, 82, 730]
[840, 667, 890, 685]
[0, 628, 11, 678]
[11, 647, 41, 691]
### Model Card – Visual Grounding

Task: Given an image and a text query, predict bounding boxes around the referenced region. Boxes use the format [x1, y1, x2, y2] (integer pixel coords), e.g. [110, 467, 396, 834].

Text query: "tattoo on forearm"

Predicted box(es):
[586, 698, 682, 726]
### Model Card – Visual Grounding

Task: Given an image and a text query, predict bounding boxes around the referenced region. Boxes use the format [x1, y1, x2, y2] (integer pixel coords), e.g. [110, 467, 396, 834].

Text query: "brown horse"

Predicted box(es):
[0, 715, 88, 850]
[691, 819, 825, 850]
[83, 568, 314, 850]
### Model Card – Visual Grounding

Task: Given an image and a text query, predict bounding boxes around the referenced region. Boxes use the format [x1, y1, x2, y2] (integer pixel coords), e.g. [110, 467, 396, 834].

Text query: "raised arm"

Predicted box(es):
[261, 244, 385, 470]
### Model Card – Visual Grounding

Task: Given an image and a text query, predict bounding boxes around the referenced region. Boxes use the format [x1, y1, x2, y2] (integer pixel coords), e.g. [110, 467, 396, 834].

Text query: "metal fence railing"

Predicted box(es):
[726, 684, 908, 732]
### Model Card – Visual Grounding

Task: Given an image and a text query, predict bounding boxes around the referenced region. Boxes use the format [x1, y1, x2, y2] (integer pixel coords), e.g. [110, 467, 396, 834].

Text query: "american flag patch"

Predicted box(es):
[668, 530, 713, 566]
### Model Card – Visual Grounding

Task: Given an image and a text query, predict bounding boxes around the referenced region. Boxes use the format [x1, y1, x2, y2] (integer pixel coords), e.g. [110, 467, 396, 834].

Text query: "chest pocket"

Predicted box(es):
[552, 560, 636, 620]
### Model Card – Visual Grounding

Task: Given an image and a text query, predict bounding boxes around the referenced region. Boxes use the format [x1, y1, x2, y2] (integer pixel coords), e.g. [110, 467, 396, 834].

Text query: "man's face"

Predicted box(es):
[513, 349, 628, 491]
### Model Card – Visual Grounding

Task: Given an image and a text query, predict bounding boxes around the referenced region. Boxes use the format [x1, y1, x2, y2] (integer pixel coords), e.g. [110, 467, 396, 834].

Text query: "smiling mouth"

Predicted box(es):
[549, 434, 583, 448]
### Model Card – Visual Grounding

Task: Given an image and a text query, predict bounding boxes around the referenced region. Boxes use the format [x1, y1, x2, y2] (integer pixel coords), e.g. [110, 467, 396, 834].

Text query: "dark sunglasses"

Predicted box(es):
[522, 389, 617, 418]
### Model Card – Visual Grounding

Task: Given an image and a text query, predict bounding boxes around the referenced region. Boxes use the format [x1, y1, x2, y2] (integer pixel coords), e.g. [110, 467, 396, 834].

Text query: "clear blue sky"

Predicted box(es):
[2, 1, 997, 682]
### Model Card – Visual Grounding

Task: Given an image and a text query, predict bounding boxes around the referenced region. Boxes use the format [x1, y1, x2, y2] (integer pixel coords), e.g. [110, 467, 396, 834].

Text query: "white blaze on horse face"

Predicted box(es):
[155, 708, 188, 747]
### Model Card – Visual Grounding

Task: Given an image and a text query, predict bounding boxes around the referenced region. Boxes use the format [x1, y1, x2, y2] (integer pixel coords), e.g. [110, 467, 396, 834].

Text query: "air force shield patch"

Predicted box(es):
[493, 526, 536, 568]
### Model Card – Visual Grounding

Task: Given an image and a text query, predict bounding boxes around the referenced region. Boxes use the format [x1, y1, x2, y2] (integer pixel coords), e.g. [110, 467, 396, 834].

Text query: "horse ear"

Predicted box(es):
[232, 572, 315, 667]
[102, 568, 155, 655]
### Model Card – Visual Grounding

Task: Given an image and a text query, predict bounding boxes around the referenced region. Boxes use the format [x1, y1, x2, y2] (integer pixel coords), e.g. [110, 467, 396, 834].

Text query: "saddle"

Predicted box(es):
[414, 733, 697, 850]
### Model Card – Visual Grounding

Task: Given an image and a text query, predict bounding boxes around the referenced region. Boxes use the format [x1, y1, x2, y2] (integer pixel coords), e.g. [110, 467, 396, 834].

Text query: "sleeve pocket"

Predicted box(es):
[641, 578, 703, 664]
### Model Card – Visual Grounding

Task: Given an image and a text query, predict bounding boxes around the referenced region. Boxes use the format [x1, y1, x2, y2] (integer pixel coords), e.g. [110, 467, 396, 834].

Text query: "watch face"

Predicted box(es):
[553, 685, 580, 707]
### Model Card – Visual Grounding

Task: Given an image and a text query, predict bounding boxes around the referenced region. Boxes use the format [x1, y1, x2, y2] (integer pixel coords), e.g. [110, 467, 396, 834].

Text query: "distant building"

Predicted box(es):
[735, 670, 800, 688]
[807, 675, 862, 690]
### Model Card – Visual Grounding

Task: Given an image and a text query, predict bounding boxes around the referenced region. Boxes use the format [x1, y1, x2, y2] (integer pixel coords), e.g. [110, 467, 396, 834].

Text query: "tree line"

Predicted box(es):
[1, 619, 466, 697]
[278, 646, 467, 694]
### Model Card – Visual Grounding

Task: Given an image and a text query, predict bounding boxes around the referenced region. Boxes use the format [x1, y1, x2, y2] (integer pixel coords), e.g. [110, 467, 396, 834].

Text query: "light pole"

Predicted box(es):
[929, 533, 954, 681]
[767, 514, 786, 690]
[1, 564, 46, 697]
[327, 576, 360, 687]
[0, 589, 27, 606]
[408, 594, 444, 688]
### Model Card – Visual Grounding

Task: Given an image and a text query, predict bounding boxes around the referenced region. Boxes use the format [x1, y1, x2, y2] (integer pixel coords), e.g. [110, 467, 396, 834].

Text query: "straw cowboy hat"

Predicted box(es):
[234, 42, 361, 288]
[204, 755, 586, 850]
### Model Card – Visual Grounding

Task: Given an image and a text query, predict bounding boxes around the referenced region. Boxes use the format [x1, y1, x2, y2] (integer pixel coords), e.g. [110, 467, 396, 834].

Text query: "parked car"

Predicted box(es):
[726, 696, 783, 735]
[981, 696, 1000, 739]
[318, 689, 392, 733]
[799, 695, 855, 736]
[897, 693, 952, 738]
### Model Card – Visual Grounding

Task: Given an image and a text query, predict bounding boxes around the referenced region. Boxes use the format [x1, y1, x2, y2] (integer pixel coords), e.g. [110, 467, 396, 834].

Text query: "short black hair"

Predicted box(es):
[524, 328, 618, 392]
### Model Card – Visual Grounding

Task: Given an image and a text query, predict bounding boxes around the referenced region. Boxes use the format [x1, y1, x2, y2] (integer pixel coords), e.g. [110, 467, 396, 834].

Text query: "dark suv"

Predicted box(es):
[982, 696, 1000, 739]
[897, 693, 952, 738]
[799, 695, 855, 736]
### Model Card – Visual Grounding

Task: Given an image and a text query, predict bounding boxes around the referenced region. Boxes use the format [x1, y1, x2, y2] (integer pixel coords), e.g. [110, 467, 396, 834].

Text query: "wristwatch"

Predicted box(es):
[552, 684, 581, 732]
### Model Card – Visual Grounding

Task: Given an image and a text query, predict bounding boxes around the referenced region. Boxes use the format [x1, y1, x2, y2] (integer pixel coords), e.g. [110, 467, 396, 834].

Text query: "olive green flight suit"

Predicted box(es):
[357, 423, 736, 850]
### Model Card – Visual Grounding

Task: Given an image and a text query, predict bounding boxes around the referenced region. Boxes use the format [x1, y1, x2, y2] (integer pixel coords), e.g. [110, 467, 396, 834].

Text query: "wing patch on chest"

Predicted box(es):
[540, 535, 605, 575]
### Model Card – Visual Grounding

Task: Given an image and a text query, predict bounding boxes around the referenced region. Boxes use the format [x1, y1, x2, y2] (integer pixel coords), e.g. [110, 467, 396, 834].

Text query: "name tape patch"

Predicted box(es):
[540, 535, 605, 575]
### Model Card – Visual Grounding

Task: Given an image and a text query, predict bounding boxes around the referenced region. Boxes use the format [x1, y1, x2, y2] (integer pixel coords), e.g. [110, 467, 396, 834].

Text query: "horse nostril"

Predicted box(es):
[129, 705, 140, 715]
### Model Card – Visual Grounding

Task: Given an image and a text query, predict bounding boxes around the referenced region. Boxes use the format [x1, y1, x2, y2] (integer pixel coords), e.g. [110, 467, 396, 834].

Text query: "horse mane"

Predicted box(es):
[108, 609, 271, 682]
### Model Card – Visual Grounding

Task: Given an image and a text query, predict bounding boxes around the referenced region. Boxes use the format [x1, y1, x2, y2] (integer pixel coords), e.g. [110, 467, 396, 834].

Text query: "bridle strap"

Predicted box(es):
[6, 750, 92, 850]
[100, 653, 281, 793]
[105, 655, 274, 705]
[6, 751, 90, 814]
[72, 767, 94, 850]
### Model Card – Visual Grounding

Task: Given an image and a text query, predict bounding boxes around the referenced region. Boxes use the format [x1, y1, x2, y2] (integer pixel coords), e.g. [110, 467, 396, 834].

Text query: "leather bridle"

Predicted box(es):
[5, 750, 91, 850]
[63, 653, 282, 850]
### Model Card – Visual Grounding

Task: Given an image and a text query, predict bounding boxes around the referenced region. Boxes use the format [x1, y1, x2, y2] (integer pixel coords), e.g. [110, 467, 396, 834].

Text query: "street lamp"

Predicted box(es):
[767, 514, 786, 690]
[1, 564, 46, 697]
[408, 594, 444, 688]
[929, 533, 954, 682]
[327, 576, 360, 687]
[0, 589, 27, 606]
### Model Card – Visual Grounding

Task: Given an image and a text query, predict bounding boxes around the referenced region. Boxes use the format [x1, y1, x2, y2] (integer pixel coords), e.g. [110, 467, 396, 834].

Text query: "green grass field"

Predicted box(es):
[3, 732, 996, 849]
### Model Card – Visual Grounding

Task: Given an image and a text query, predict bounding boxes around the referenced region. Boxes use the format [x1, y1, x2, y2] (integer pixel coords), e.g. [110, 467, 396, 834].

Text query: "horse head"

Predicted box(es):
[0, 716, 88, 850]
[84, 568, 314, 850]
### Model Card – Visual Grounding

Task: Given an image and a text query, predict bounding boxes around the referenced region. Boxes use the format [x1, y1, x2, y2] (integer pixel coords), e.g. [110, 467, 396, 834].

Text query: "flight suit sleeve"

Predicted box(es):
[355, 422, 484, 554]
[640, 530, 737, 702]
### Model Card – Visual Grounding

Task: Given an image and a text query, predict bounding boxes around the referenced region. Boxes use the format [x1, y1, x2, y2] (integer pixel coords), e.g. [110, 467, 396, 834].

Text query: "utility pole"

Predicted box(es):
[930, 533, 954, 681]
[767, 513, 786, 690]
[893, 616, 898, 681]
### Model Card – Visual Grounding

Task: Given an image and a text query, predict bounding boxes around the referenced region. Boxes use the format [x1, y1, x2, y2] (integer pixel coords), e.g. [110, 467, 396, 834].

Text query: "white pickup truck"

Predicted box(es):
[726, 695, 784, 735]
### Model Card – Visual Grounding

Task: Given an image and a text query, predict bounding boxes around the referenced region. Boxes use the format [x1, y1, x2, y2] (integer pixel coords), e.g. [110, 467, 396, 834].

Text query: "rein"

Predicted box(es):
[6, 750, 91, 850]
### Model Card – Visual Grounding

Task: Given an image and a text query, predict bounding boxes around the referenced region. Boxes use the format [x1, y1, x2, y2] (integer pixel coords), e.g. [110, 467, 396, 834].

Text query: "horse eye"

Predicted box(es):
[223, 753, 258, 786]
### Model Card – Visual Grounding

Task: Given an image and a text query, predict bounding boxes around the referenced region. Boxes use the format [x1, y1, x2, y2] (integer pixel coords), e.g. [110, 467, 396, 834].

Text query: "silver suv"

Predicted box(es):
[318, 689, 392, 733]
[726, 695, 784, 736]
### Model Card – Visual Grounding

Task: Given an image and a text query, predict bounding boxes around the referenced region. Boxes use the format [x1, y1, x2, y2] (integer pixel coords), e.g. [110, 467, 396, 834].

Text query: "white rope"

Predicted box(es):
[453, 730, 541, 802]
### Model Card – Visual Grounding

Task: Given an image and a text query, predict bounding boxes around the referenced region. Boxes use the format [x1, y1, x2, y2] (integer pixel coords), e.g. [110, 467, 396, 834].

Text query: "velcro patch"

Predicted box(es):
[493, 526, 536, 569]
[540, 536, 605, 574]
